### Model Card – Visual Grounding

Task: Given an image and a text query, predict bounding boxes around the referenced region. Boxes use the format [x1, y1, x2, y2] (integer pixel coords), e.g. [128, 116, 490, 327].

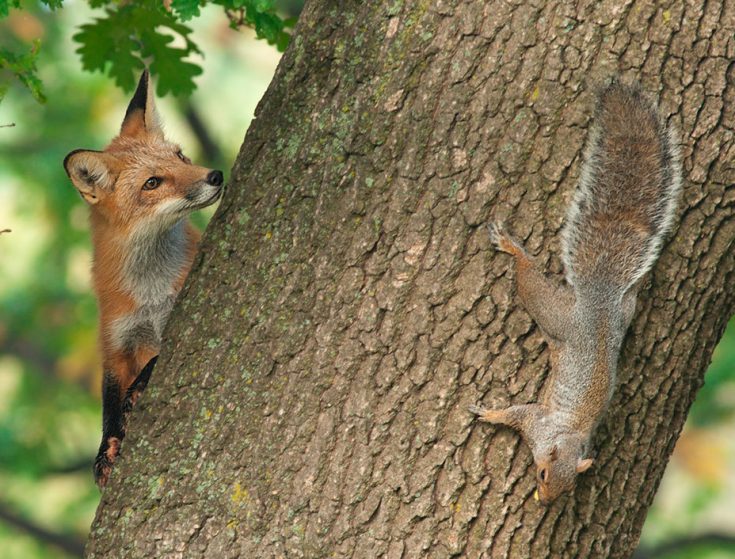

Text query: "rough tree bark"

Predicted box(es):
[85, 1, 735, 558]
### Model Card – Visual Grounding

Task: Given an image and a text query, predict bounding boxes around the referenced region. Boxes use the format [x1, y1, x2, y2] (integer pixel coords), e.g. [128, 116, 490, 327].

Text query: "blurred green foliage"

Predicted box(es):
[689, 323, 735, 426]
[1, 0, 295, 102]
[0, 38, 45, 102]
[0, 2, 299, 557]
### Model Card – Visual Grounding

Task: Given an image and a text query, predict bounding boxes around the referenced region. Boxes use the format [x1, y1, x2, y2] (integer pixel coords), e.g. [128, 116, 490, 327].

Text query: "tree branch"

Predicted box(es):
[179, 100, 223, 167]
[633, 533, 735, 559]
[45, 457, 94, 476]
[0, 330, 96, 391]
[0, 500, 85, 557]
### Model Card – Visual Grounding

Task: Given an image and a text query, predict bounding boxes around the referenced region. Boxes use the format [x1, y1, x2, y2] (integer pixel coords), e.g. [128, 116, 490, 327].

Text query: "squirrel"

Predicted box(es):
[470, 80, 682, 505]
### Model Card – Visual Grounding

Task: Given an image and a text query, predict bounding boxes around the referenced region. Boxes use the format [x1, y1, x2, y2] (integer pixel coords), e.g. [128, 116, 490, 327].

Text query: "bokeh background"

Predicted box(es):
[0, 3, 733, 558]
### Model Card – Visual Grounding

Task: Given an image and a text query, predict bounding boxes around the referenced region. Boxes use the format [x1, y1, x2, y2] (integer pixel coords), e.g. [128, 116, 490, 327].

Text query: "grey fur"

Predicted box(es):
[108, 297, 176, 353]
[561, 80, 682, 292]
[107, 219, 188, 352]
[123, 219, 189, 305]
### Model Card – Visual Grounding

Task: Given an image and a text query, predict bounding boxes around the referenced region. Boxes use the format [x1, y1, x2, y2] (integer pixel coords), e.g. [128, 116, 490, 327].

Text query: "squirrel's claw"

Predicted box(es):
[468, 404, 487, 416]
[487, 222, 504, 247]
[469, 404, 527, 427]
[487, 221, 524, 257]
[469, 404, 506, 424]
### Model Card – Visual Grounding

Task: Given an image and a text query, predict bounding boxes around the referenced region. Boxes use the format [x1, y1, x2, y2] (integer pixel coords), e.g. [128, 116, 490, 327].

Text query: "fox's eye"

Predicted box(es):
[143, 177, 161, 190]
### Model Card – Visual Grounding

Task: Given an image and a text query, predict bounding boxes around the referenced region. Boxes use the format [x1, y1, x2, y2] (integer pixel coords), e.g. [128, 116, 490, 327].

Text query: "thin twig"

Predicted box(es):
[0, 123, 15, 128]
[224, 7, 246, 27]
[0, 229, 10, 234]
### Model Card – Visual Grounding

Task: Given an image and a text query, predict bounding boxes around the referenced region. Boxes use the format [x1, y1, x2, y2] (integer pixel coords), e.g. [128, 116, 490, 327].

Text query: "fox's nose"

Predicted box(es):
[207, 170, 224, 186]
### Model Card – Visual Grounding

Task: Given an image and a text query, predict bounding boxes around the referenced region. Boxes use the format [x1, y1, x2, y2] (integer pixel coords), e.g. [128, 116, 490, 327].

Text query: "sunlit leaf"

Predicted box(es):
[0, 40, 46, 103]
[171, 0, 201, 21]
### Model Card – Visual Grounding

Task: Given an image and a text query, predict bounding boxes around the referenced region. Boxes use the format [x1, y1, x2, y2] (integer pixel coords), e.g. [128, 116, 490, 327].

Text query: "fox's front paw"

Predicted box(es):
[487, 222, 524, 257]
[468, 404, 506, 424]
[122, 355, 157, 420]
[94, 436, 121, 489]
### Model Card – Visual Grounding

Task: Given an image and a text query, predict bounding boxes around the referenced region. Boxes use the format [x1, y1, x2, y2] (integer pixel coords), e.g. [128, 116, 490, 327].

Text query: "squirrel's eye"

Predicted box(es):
[143, 177, 161, 190]
[539, 468, 548, 483]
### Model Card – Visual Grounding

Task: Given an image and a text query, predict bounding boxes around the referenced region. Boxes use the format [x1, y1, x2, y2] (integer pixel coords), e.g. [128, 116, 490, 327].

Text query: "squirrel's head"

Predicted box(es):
[534, 442, 594, 505]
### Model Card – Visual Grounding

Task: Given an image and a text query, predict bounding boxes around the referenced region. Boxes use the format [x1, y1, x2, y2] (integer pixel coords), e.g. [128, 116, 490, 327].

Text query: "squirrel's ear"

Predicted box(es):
[549, 445, 559, 461]
[120, 70, 163, 138]
[63, 149, 117, 205]
[576, 458, 594, 473]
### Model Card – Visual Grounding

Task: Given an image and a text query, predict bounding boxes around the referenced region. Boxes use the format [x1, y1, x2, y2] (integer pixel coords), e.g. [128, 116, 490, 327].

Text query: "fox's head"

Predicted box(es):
[64, 71, 223, 231]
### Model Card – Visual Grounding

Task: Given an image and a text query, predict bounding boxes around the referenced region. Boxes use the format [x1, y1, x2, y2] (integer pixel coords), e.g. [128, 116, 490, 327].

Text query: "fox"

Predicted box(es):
[64, 70, 224, 488]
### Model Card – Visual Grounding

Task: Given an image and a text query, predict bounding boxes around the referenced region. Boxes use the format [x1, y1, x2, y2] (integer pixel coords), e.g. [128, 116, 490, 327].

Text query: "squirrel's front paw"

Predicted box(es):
[487, 222, 523, 256]
[469, 404, 506, 424]
[94, 436, 121, 489]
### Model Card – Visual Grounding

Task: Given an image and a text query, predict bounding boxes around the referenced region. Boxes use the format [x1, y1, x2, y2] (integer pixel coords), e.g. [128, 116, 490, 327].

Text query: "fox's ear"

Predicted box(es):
[63, 149, 116, 205]
[120, 70, 163, 138]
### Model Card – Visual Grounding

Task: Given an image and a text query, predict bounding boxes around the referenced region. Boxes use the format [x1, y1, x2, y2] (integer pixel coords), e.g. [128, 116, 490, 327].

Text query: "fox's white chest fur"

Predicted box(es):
[108, 220, 189, 352]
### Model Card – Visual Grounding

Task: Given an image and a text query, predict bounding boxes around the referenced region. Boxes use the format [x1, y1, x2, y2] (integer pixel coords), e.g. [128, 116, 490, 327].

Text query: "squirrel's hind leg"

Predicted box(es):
[488, 222, 575, 342]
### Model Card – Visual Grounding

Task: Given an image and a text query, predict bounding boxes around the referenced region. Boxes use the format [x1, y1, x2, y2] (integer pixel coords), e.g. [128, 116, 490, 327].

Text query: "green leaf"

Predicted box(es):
[213, 0, 294, 51]
[73, 8, 144, 91]
[171, 0, 201, 21]
[0, 0, 21, 18]
[139, 28, 202, 96]
[73, 2, 202, 96]
[40, 0, 64, 9]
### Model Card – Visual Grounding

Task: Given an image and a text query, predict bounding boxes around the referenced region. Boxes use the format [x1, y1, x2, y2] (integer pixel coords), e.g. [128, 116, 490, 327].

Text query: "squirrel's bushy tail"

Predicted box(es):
[561, 80, 682, 294]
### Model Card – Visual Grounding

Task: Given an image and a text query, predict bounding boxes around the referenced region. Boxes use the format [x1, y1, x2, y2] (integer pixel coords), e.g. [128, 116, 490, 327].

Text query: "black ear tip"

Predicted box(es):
[125, 69, 150, 120]
[63, 148, 85, 176]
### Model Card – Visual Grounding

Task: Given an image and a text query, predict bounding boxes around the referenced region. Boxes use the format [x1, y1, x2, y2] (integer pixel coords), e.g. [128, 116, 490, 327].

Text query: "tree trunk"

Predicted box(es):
[85, 1, 735, 558]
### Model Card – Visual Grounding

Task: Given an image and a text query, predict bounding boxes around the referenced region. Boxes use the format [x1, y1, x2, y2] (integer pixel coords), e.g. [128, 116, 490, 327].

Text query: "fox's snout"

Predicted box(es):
[182, 169, 224, 212]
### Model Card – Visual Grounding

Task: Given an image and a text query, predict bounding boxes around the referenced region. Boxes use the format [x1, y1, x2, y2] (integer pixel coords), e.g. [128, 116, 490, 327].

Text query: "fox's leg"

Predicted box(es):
[488, 222, 575, 342]
[94, 369, 126, 488]
[121, 356, 158, 423]
[469, 403, 543, 432]
[94, 351, 157, 488]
